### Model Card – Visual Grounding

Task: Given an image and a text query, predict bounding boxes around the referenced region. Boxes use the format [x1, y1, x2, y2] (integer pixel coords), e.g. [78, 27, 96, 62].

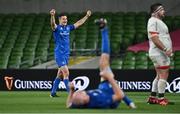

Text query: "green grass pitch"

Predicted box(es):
[0, 91, 179, 113]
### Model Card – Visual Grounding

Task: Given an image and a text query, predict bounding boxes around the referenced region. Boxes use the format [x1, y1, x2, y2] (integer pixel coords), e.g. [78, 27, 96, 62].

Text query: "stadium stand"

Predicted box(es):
[0, 12, 180, 69]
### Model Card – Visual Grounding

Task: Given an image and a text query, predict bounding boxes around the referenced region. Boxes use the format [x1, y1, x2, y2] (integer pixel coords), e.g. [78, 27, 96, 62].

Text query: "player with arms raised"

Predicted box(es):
[50, 9, 91, 97]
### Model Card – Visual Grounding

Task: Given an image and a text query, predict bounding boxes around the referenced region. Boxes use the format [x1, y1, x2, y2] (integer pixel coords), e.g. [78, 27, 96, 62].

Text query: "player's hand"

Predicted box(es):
[165, 49, 173, 57]
[86, 10, 91, 17]
[50, 9, 56, 16]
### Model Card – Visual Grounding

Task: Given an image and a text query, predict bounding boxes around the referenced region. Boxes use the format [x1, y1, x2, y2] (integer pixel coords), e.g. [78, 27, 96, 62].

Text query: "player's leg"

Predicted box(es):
[50, 67, 63, 97]
[50, 54, 64, 97]
[147, 67, 159, 104]
[156, 67, 169, 105]
[96, 18, 136, 108]
[50, 65, 70, 97]
[50, 56, 70, 97]
[151, 75, 159, 96]
[99, 70, 136, 108]
[62, 55, 71, 92]
[95, 18, 112, 80]
[58, 56, 70, 92]
[62, 65, 70, 92]
[147, 56, 161, 104]
[148, 55, 170, 105]
[95, 18, 110, 71]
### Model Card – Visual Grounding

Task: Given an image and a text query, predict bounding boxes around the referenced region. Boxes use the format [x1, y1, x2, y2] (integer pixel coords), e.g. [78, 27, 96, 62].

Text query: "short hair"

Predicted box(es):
[58, 13, 67, 19]
[150, 3, 163, 14]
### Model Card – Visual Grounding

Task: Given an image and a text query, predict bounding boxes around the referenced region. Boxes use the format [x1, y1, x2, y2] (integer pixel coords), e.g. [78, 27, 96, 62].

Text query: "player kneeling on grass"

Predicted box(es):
[66, 18, 136, 109]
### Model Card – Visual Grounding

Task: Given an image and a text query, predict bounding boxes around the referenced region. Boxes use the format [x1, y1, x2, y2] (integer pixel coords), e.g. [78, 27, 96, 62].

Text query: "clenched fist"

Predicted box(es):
[50, 9, 56, 16]
[86, 10, 92, 17]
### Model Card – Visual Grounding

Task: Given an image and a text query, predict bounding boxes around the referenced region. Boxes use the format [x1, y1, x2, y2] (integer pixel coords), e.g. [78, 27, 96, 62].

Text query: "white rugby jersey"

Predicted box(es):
[147, 17, 172, 56]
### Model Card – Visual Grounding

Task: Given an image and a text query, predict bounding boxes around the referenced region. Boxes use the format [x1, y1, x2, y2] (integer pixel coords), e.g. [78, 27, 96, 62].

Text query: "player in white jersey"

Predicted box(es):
[147, 3, 173, 106]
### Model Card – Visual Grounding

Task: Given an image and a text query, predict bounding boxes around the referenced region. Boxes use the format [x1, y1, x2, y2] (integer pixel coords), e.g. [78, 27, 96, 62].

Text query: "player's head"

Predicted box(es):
[58, 13, 68, 26]
[150, 3, 165, 18]
[72, 91, 89, 105]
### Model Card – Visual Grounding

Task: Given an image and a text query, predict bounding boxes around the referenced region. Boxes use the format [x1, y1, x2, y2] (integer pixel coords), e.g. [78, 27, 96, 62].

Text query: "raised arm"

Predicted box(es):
[66, 82, 75, 108]
[50, 9, 57, 31]
[74, 10, 91, 29]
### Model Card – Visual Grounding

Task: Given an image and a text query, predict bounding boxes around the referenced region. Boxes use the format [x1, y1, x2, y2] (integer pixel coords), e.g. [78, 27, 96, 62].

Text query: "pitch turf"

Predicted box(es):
[0, 91, 179, 113]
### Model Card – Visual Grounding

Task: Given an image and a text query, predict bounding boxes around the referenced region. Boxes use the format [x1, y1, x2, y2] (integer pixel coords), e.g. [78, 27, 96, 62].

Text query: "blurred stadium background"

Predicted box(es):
[0, 0, 180, 113]
[0, 0, 180, 69]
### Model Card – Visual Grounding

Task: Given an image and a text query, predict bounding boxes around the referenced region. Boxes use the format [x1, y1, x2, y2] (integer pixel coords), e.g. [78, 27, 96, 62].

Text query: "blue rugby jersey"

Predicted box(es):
[71, 82, 120, 109]
[53, 25, 75, 56]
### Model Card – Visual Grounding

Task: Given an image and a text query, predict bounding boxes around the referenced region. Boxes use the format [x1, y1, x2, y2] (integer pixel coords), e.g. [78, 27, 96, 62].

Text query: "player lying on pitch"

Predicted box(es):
[66, 18, 136, 109]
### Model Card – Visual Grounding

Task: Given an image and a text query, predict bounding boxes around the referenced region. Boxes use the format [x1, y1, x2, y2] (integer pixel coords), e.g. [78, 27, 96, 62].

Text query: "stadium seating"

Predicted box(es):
[0, 12, 179, 69]
[135, 51, 148, 69]
[174, 51, 180, 69]
[110, 50, 178, 70]
[121, 51, 135, 69]
[110, 58, 123, 69]
[172, 16, 180, 30]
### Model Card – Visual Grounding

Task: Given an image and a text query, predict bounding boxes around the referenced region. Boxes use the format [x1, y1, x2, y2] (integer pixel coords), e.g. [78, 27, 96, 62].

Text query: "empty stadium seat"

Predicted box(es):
[111, 58, 123, 69]
[122, 51, 135, 69]
[0, 12, 179, 69]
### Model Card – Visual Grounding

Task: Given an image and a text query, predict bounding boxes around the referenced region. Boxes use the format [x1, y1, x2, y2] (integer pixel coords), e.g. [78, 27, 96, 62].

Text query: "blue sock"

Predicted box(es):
[63, 78, 69, 92]
[51, 77, 61, 95]
[101, 27, 110, 54]
[123, 96, 132, 106]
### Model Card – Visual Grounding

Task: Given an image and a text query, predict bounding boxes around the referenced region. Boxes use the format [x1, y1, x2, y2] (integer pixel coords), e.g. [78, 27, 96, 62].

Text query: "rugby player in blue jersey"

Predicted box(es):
[50, 9, 91, 97]
[66, 18, 136, 109]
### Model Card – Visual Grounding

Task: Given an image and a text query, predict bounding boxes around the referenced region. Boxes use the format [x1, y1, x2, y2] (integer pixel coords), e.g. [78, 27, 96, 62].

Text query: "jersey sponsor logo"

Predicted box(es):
[72, 76, 90, 91]
[4, 76, 14, 90]
[59, 31, 69, 36]
[166, 77, 180, 93]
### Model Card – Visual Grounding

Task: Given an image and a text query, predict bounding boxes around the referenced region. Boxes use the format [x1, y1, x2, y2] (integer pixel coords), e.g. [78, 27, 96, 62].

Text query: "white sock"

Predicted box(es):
[151, 78, 158, 93]
[158, 79, 167, 94]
